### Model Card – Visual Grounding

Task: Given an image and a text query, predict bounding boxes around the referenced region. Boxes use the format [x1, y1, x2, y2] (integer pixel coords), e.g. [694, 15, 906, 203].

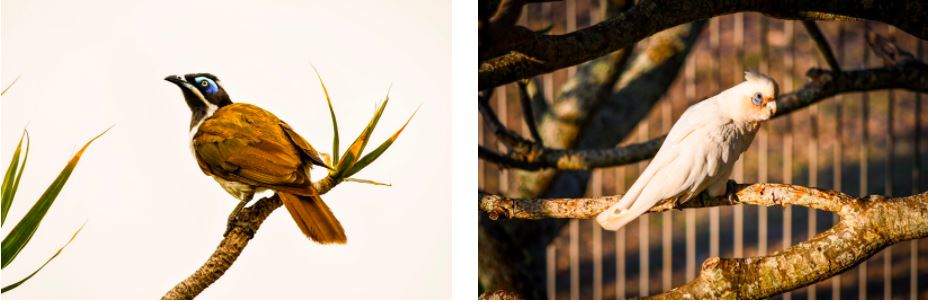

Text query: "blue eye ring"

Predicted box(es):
[751, 92, 764, 106]
[193, 76, 219, 95]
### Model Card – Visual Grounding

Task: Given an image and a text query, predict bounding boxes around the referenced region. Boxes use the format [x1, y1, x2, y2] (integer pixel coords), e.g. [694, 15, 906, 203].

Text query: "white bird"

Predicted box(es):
[596, 71, 778, 231]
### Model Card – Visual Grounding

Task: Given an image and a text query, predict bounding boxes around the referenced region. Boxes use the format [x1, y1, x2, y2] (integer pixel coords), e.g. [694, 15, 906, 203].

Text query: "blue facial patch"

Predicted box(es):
[194, 76, 219, 95]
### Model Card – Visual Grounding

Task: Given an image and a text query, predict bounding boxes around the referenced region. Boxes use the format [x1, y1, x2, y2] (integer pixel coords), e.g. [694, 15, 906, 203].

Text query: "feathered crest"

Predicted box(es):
[744, 69, 779, 96]
[744, 69, 772, 82]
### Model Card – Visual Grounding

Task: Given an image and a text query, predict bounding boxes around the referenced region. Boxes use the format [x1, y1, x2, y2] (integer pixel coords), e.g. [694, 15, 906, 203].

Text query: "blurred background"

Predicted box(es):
[2, 0, 449, 298]
[479, 0, 926, 299]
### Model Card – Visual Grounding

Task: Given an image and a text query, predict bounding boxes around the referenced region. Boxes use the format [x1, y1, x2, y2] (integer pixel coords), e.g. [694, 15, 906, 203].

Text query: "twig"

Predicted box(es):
[801, 20, 841, 71]
[478, 90, 541, 155]
[517, 81, 543, 144]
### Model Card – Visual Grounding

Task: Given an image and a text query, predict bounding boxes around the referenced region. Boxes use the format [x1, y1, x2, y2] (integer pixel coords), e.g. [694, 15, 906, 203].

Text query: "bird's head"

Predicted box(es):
[728, 70, 778, 122]
[164, 73, 233, 122]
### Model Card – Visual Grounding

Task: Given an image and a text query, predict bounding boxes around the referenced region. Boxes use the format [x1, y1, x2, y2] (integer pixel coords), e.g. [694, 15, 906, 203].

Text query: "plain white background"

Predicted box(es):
[1, 0, 452, 299]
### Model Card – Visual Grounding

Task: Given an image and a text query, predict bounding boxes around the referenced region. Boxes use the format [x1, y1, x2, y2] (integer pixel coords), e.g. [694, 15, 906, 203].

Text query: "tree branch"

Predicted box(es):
[161, 175, 344, 300]
[478, 0, 928, 89]
[801, 20, 841, 72]
[517, 81, 544, 144]
[479, 54, 928, 171]
[479, 183, 928, 299]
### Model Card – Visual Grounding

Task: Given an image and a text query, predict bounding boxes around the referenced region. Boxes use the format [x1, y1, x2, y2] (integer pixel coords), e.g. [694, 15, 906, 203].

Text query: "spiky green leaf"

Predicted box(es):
[1, 223, 84, 293]
[2, 130, 28, 225]
[1, 75, 20, 96]
[335, 95, 390, 175]
[2, 128, 108, 268]
[312, 67, 340, 166]
[346, 107, 417, 177]
[344, 178, 392, 186]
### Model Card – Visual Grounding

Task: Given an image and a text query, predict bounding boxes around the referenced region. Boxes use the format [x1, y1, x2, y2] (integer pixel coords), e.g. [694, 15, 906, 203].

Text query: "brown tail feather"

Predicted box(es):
[278, 193, 347, 244]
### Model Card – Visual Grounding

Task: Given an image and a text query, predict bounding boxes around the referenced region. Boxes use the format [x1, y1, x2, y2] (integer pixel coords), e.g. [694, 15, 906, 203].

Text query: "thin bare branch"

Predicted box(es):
[480, 55, 928, 170]
[517, 81, 543, 144]
[478, 89, 542, 156]
[801, 20, 841, 71]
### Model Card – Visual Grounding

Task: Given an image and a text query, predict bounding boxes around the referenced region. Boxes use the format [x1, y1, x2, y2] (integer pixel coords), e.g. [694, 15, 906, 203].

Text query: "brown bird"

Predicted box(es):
[165, 73, 346, 244]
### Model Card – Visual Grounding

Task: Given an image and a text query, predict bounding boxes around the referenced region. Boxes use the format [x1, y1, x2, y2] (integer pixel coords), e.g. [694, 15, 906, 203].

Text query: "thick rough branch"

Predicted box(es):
[478, 184, 928, 299]
[649, 191, 928, 299]
[162, 176, 342, 300]
[479, 58, 928, 170]
[479, 0, 928, 89]
[480, 183, 852, 219]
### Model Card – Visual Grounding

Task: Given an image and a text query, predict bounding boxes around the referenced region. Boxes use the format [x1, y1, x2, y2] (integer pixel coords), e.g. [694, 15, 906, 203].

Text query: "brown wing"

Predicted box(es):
[280, 122, 331, 170]
[193, 103, 314, 195]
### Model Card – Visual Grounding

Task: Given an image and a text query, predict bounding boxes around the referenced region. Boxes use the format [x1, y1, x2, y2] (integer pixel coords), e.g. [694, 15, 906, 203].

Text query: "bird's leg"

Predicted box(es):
[224, 193, 255, 237]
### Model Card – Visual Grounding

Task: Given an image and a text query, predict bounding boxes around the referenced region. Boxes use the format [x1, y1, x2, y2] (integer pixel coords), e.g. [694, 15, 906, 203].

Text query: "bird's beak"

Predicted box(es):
[765, 97, 777, 114]
[164, 75, 186, 86]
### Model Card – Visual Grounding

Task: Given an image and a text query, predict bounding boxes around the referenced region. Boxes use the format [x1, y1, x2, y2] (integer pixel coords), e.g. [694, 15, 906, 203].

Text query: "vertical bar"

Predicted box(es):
[832, 24, 845, 300]
[782, 20, 795, 300]
[684, 52, 697, 280]
[758, 16, 769, 257]
[638, 120, 650, 297]
[569, 219, 579, 300]
[592, 169, 603, 300]
[496, 88, 510, 193]
[883, 25, 895, 301]
[709, 16, 721, 260]
[539, 4, 557, 299]
[661, 85, 673, 292]
[566, 0, 577, 79]
[616, 166, 627, 299]
[859, 26, 870, 300]
[566, 2, 579, 296]
[913, 31, 923, 302]
[732, 13, 745, 260]
[547, 243, 557, 299]
[807, 95, 819, 299]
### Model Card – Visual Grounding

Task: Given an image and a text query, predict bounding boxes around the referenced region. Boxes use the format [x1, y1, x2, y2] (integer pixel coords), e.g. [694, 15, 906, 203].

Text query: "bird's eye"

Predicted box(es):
[201, 81, 209, 87]
[752, 93, 763, 106]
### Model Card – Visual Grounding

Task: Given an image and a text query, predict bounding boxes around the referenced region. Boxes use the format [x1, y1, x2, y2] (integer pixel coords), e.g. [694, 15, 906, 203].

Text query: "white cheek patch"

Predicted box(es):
[181, 81, 219, 119]
[183, 81, 220, 157]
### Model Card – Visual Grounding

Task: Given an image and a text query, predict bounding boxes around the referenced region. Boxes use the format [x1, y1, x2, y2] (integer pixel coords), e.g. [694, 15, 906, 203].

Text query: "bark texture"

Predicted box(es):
[479, 183, 928, 299]
[161, 177, 341, 300]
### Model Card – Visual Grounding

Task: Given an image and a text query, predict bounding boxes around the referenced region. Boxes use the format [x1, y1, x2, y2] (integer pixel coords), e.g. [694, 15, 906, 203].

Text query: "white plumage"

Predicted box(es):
[596, 71, 779, 231]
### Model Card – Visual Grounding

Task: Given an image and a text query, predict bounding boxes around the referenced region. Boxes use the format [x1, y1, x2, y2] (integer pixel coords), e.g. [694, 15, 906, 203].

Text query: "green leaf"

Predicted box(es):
[312, 66, 340, 166]
[335, 94, 390, 175]
[1, 223, 84, 293]
[346, 106, 418, 177]
[344, 178, 392, 186]
[2, 128, 108, 268]
[2, 130, 28, 225]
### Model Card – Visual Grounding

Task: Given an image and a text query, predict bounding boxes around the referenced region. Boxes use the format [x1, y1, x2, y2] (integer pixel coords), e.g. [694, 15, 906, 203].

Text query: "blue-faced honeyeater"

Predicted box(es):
[165, 73, 346, 244]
